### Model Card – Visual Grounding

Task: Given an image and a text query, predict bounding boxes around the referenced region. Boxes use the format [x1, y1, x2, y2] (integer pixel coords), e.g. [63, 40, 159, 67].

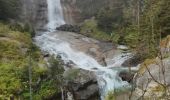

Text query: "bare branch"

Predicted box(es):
[145, 64, 165, 88]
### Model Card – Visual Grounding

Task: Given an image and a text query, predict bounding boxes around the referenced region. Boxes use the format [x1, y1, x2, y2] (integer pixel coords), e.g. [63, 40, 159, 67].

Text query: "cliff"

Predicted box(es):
[20, 0, 48, 30]
[61, 0, 114, 24]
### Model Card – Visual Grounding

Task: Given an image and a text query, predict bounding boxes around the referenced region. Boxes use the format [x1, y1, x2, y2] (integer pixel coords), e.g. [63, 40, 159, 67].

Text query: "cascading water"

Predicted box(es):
[46, 0, 65, 30]
[35, 0, 131, 99]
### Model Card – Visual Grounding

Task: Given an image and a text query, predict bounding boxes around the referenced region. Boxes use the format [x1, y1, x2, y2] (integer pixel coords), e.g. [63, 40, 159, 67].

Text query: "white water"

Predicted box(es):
[46, 0, 65, 30]
[35, 0, 131, 99]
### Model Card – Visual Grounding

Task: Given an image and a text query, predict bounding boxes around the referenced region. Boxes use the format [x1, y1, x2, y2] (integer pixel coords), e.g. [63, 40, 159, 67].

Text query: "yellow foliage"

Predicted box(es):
[151, 85, 165, 92]
[160, 35, 170, 48]
[138, 58, 156, 75]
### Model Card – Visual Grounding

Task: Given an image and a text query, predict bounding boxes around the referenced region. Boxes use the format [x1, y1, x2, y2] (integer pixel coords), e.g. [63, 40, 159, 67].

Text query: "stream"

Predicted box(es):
[34, 0, 132, 99]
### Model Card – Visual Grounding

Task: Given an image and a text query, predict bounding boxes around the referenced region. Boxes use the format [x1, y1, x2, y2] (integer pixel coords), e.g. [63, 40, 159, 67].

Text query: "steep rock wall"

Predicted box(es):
[61, 0, 114, 24]
[20, 0, 114, 28]
[20, 0, 48, 30]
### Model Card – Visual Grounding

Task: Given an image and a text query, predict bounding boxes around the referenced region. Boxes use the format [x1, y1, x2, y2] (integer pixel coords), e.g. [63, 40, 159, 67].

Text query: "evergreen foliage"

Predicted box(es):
[0, 0, 20, 20]
[94, 0, 169, 58]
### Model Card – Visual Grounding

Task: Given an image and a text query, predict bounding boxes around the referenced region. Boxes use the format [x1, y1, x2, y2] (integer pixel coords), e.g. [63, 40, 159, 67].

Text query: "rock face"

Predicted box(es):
[119, 71, 134, 83]
[20, 0, 48, 30]
[64, 69, 100, 100]
[134, 57, 170, 98]
[61, 0, 115, 24]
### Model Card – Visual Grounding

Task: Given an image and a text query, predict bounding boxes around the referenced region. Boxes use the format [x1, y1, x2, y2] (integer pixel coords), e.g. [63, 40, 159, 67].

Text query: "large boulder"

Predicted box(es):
[133, 57, 170, 99]
[64, 69, 100, 100]
[56, 24, 80, 33]
[119, 71, 135, 83]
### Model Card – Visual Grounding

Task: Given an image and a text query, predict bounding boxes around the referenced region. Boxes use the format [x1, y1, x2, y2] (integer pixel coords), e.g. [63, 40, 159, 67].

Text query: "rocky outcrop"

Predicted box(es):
[133, 57, 170, 99]
[64, 69, 100, 100]
[56, 24, 80, 33]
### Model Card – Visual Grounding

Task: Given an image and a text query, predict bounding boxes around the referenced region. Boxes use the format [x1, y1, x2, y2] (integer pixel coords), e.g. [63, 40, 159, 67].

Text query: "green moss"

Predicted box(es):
[33, 80, 58, 100]
[105, 91, 116, 100]
[105, 86, 131, 100]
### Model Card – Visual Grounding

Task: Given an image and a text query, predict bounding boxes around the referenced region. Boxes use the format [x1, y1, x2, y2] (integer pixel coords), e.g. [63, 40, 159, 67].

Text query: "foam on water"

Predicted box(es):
[35, 32, 131, 99]
[46, 0, 65, 30]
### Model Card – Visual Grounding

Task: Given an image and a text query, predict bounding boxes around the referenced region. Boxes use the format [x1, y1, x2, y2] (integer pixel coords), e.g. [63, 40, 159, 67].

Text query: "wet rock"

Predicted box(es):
[119, 71, 134, 83]
[122, 55, 143, 67]
[64, 69, 100, 100]
[43, 53, 50, 58]
[56, 24, 80, 33]
[65, 60, 75, 68]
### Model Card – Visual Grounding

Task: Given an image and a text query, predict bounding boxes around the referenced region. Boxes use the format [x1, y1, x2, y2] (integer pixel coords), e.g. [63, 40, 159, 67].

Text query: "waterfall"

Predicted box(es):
[35, 0, 131, 99]
[46, 0, 65, 30]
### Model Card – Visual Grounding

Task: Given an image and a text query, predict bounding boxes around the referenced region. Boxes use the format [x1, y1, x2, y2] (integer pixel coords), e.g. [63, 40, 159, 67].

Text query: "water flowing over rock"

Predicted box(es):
[34, 0, 133, 99]
[46, 0, 65, 30]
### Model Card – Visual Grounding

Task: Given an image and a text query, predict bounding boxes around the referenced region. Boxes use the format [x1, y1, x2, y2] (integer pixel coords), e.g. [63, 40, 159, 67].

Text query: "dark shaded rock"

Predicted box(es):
[65, 60, 75, 68]
[56, 24, 80, 33]
[92, 68, 98, 70]
[65, 69, 100, 100]
[44, 92, 62, 100]
[119, 71, 134, 83]
[43, 53, 50, 58]
[122, 55, 144, 67]
[74, 84, 99, 100]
